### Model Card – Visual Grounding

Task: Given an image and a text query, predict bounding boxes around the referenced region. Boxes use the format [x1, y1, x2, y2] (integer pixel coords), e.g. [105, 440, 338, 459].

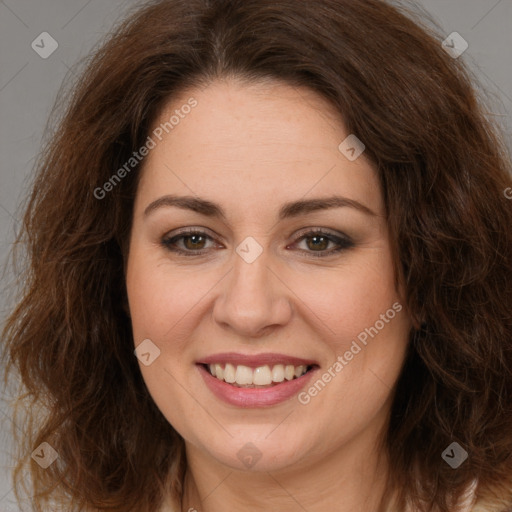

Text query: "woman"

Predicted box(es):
[2, 0, 512, 511]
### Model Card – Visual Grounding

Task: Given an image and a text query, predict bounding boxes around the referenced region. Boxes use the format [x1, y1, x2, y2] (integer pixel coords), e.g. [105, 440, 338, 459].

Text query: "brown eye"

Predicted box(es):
[292, 229, 354, 258]
[304, 235, 330, 251]
[162, 230, 218, 255]
[182, 234, 207, 250]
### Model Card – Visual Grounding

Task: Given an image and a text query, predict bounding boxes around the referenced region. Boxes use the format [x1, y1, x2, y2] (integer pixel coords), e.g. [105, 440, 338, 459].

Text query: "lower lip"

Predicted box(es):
[197, 364, 318, 407]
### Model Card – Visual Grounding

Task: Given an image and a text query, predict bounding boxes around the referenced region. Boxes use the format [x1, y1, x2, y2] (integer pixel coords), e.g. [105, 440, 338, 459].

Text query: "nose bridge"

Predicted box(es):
[212, 246, 292, 336]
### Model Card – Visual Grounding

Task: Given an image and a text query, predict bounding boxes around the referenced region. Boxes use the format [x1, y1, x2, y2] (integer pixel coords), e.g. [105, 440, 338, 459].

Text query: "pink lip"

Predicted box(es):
[197, 363, 319, 408]
[198, 352, 318, 368]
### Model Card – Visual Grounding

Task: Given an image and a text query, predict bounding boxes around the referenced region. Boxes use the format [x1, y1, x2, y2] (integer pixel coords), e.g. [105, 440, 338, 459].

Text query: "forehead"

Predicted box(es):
[136, 79, 383, 217]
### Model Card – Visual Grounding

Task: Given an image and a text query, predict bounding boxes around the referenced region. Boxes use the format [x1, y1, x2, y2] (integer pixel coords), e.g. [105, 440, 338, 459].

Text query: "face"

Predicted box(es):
[126, 78, 412, 473]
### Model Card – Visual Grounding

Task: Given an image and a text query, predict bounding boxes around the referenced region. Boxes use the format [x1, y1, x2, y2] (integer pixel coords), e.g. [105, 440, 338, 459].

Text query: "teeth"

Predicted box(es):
[235, 365, 253, 385]
[207, 363, 309, 386]
[272, 364, 285, 382]
[224, 363, 236, 383]
[294, 365, 305, 378]
[253, 365, 272, 385]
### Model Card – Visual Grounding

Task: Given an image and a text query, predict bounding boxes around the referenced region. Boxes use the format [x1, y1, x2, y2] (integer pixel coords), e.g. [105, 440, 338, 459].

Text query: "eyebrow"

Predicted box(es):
[143, 194, 377, 220]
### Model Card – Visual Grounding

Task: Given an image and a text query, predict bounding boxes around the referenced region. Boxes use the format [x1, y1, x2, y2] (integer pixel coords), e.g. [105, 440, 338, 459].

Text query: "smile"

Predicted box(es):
[204, 363, 312, 387]
[196, 353, 319, 407]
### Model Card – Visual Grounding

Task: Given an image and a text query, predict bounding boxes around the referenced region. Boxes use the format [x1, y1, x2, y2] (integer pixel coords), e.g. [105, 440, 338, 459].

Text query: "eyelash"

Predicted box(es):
[161, 228, 354, 258]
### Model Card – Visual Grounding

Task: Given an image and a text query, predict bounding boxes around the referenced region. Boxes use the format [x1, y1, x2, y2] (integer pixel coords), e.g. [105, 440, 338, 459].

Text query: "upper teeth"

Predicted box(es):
[208, 363, 308, 387]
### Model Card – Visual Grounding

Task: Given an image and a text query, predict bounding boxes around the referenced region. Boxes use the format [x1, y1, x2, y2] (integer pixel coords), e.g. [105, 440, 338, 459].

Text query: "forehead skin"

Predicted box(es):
[135, 78, 385, 231]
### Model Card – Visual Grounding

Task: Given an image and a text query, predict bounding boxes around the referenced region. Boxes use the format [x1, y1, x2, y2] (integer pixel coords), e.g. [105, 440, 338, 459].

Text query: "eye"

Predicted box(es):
[161, 227, 354, 258]
[289, 229, 354, 258]
[161, 228, 220, 255]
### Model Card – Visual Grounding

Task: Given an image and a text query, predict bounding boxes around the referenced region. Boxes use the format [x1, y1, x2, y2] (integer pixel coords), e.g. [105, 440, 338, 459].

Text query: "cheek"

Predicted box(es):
[126, 246, 211, 342]
[126, 250, 208, 433]
[289, 247, 401, 349]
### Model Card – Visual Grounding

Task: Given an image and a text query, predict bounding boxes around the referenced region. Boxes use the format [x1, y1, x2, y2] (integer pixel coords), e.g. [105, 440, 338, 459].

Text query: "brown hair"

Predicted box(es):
[2, 0, 512, 510]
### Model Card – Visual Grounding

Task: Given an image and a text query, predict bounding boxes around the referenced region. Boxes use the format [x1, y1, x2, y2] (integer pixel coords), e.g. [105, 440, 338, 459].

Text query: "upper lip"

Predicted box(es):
[197, 352, 318, 368]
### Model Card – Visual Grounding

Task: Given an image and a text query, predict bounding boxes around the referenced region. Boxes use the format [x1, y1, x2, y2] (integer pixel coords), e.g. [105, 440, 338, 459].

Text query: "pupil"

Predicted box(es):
[185, 235, 204, 249]
[308, 236, 328, 251]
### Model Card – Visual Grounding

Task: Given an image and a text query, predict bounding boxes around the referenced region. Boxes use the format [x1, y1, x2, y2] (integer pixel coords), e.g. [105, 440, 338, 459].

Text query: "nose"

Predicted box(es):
[212, 251, 293, 338]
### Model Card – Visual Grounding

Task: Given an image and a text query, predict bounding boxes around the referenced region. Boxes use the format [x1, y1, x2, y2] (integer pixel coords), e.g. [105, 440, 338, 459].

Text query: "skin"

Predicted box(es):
[126, 78, 413, 512]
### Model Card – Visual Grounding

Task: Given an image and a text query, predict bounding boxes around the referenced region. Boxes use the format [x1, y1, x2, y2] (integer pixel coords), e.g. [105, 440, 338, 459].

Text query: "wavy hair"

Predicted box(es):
[2, 0, 512, 510]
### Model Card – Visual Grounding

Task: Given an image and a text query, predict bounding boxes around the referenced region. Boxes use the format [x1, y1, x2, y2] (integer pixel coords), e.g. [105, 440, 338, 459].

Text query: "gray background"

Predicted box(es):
[1, 0, 511, 509]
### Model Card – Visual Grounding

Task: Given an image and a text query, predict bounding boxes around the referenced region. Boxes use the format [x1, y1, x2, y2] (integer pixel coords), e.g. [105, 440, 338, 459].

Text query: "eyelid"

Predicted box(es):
[288, 228, 354, 257]
[161, 227, 224, 253]
[292, 226, 345, 239]
[163, 226, 224, 243]
[161, 226, 353, 257]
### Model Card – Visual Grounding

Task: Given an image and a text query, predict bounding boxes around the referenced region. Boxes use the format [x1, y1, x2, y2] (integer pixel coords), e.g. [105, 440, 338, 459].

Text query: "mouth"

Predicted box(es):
[196, 353, 320, 407]
[200, 362, 316, 388]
